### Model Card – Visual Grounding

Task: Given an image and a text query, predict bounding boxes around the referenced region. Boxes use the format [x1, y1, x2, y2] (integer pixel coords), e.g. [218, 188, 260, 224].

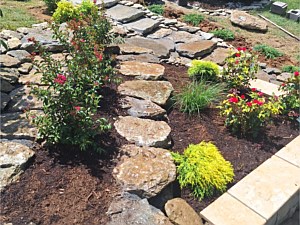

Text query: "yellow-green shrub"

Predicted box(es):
[171, 141, 234, 200]
[188, 60, 220, 81]
[52, 0, 79, 23]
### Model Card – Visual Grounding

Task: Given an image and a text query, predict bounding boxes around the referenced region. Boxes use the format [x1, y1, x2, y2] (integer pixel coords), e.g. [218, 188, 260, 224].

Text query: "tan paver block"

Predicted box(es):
[276, 135, 300, 168]
[228, 156, 300, 222]
[250, 79, 284, 96]
[201, 193, 266, 225]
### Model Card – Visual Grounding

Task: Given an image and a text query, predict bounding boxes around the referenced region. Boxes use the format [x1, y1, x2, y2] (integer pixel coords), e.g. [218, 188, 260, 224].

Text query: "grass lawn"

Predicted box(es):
[0, 0, 46, 30]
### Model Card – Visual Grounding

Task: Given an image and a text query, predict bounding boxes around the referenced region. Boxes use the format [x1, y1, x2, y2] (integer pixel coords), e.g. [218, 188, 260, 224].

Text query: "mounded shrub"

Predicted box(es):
[188, 60, 220, 81]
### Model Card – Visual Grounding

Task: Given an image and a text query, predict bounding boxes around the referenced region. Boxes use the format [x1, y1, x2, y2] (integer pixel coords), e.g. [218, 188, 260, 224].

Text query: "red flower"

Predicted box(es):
[246, 102, 252, 107]
[229, 97, 239, 103]
[241, 95, 245, 99]
[74, 106, 81, 111]
[93, 0, 97, 3]
[242, 47, 247, 51]
[235, 60, 239, 64]
[281, 83, 286, 87]
[54, 74, 67, 85]
[251, 88, 256, 92]
[258, 92, 263, 97]
[237, 47, 242, 51]
[253, 99, 263, 106]
[235, 53, 241, 57]
[294, 71, 299, 77]
[27, 37, 36, 42]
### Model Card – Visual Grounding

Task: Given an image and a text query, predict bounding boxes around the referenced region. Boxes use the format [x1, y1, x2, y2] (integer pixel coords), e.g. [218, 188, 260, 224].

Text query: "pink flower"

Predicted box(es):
[258, 92, 263, 97]
[74, 106, 81, 111]
[229, 97, 239, 103]
[294, 71, 299, 77]
[246, 102, 252, 107]
[54, 74, 67, 85]
[241, 95, 245, 100]
[93, 0, 97, 3]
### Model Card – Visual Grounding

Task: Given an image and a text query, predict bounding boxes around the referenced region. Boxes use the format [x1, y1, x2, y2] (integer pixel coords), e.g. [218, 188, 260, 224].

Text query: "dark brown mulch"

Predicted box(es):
[0, 65, 298, 224]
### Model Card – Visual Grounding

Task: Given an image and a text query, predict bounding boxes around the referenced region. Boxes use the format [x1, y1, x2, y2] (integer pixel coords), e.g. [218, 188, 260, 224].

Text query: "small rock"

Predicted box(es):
[0, 55, 21, 67]
[256, 70, 270, 82]
[198, 31, 214, 40]
[163, 18, 178, 25]
[258, 62, 267, 69]
[7, 38, 22, 50]
[32, 22, 48, 29]
[0, 68, 20, 84]
[179, 25, 201, 33]
[18, 63, 33, 74]
[16, 27, 31, 35]
[7, 50, 31, 63]
[277, 72, 292, 82]
[263, 67, 281, 74]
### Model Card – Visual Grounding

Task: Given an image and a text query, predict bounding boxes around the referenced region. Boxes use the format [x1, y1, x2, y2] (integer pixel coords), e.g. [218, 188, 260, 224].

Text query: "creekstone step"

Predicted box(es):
[176, 40, 217, 58]
[118, 80, 173, 106]
[119, 61, 165, 80]
[113, 145, 176, 198]
[124, 17, 160, 35]
[105, 4, 145, 23]
[114, 116, 171, 148]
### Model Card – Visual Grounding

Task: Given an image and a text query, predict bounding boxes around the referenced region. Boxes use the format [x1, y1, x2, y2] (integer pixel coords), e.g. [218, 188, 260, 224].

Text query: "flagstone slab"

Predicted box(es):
[118, 80, 173, 106]
[105, 4, 145, 23]
[116, 54, 160, 63]
[124, 18, 160, 35]
[0, 68, 20, 84]
[0, 55, 21, 67]
[7, 50, 31, 63]
[114, 116, 171, 148]
[147, 28, 173, 39]
[118, 43, 153, 54]
[176, 40, 217, 58]
[168, 31, 204, 43]
[249, 79, 284, 96]
[119, 61, 164, 80]
[276, 135, 300, 168]
[202, 47, 230, 65]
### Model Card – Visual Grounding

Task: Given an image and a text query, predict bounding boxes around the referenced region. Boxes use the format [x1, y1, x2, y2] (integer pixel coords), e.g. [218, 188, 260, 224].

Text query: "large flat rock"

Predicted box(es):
[0, 55, 21, 67]
[113, 145, 176, 198]
[118, 80, 173, 106]
[176, 40, 217, 58]
[116, 54, 160, 63]
[119, 61, 165, 80]
[125, 37, 174, 59]
[114, 116, 171, 148]
[105, 4, 145, 23]
[118, 43, 153, 54]
[230, 11, 268, 32]
[168, 31, 203, 43]
[124, 17, 160, 35]
[202, 47, 231, 65]
[147, 28, 173, 39]
[7, 50, 31, 63]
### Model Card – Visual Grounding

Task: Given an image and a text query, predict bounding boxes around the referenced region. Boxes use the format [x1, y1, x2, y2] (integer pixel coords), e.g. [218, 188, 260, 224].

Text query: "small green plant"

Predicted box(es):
[211, 29, 235, 41]
[188, 60, 220, 81]
[44, 0, 60, 13]
[171, 141, 234, 200]
[78, 0, 98, 16]
[218, 90, 283, 137]
[52, 0, 79, 23]
[253, 44, 283, 59]
[222, 47, 258, 89]
[279, 71, 300, 118]
[174, 81, 225, 114]
[281, 65, 300, 73]
[182, 13, 204, 26]
[148, 4, 164, 15]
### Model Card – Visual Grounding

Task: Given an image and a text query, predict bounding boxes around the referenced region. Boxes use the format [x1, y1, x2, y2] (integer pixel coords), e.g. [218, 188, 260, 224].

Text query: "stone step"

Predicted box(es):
[176, 40, 217, 58]
[124, 17, 160, 35]
[249, 79, 284, 96]
[105, 4, 145, 23]
[116, 54, 160, 63]
[118, 61, 165, 80]
[114, 116, 171, 148]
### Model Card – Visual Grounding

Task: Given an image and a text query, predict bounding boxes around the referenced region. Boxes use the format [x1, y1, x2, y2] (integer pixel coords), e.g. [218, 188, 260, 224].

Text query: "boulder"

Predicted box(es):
[114, 116, 171, 148]
[0, 55, 21, 67]
[105, 4, 145, 23]
[0, 141, 35, 190]
[165, 198, 204, 225]
[120, 96, 166, 119]
[113, 145, 176, 198]
[119, 61, 165, 80]
[118, 80, 173, 106]
[176, 40, 217, 58]
[116, 54, 160, 63]
[107, 193, 173, 225]
[230, 11, 268, 32]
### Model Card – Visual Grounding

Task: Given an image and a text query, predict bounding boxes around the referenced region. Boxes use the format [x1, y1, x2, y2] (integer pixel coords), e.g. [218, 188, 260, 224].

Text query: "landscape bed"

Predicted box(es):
[0, 63, 298, 224]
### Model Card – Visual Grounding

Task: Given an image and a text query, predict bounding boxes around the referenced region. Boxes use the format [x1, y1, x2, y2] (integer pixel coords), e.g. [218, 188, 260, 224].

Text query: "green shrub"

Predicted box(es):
[211, 29, 235, 41]
[52, 0, 79, 23]
[148, 4, 164, 15]
[171, 141, 234, 200]
[174, 81, 225, 114]
[44, 0, 60, 13]
[188, 60, 220, 81]
[282, 65, 300, 73]
[253, 44, 283, 59]
[182, 13, 204, 26]
[78, 0, 97, 16]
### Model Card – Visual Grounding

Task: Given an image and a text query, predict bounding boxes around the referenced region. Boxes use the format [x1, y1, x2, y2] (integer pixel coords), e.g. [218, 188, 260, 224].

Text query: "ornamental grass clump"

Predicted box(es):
[148, 4, 164, 15]
[172, 141, 234, 200]
[182, 13, 204, 26]
[222, 47, 258, 90]
[218, 89, 283, 137]
[211, 29, 235, 41]
[253, 44, 283, 59]
[188, 60, 220, 81]
[29, 6, 119, 151]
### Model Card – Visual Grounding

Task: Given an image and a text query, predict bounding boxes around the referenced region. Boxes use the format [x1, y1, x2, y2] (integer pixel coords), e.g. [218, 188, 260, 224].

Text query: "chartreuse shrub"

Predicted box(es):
[29, 6, 119, 151]
[148, 4, 164, 15]
[253, 44, 283, 59]
[222, 47, 258, 89]
[174, 81, 225, 114]
[171, 141, 234, 200]
[218, 90, 283, 137]
[211, 29, 235, 41]
[188, 60, 220, 81]
[182, 13, 204, 26]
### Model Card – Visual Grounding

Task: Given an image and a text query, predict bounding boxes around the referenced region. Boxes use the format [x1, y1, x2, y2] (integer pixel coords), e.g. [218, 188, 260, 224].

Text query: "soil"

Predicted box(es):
[1, 64, 298, 224]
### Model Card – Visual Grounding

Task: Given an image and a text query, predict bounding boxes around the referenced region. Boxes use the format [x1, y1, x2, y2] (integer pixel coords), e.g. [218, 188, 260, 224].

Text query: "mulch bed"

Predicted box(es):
[0, 64, 298, 224]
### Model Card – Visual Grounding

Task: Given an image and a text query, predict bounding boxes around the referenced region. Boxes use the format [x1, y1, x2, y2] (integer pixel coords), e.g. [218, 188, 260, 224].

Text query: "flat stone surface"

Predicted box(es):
[176, 40, 217, 58]
[114, 116, 171, 148]
[116, 54, 160, 63]
[125, 37, 174, 58]
[119, 61, 164, 80]
[124, 18, 160, 35]
[120, 96, 166, 119]
[0, 54, 21, 67]
[0, 112, 38, 140]
[118, 80, 173, 106]
[118, 43, 153, 54]
[105, 4, 145, 23]
[107, 193, 173, 225]
[7, 38, 22, 50]
[202, 47, 230, 65]
[230, 10, 268, 32]
[0, 30, 22, 40]
[7, 50, 31, 63]
[277, 72, 292, 82]
[18, 70, 43, 85]
[147, 28, 173, 39]
[0, 141, 35, 190]
[276, 135, 300, 168]
[228, 156, 300, 222]
[201, 193, 266, 225]
[113, 145, 176, 198]
[250, 79, 284, 96]
[18, 63, 33, 74]
[165, 198, 203, 225]
[0, 68, 19, 84]
[168, 31, 203, 43]
[1, 92, 11, 111]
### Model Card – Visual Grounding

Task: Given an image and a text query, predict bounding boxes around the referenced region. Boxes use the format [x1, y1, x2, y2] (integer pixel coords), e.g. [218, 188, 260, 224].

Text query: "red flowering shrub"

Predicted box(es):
[218, 90, 283, 137]
[30, 7, 119, 151]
